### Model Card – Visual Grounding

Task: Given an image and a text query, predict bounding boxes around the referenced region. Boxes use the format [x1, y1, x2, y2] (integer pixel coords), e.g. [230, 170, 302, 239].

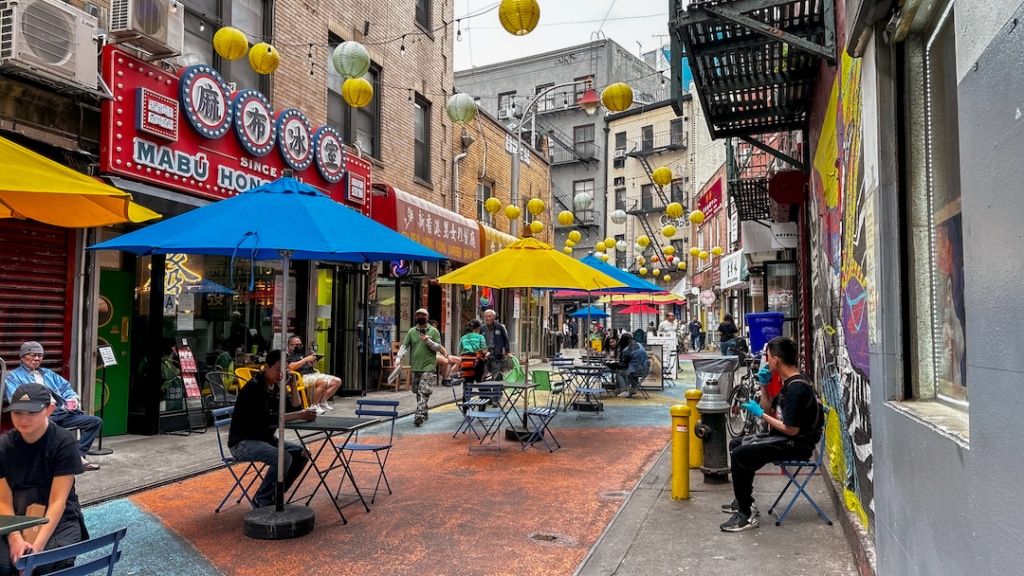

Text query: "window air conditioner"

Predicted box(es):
[0, 0, 98, 89]
[613, 149, 626, 159]
[108, 0, 184, 60]
[497, 108, 512, 120]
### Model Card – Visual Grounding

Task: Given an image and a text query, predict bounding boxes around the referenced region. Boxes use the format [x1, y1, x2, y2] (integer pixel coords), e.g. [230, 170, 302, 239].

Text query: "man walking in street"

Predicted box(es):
[5, 341, 104, 471]
[568, 318, 579, 348]
[403, 308, 443, 426]
[481, 309, 510, 381]
[688, 318, 704, 352]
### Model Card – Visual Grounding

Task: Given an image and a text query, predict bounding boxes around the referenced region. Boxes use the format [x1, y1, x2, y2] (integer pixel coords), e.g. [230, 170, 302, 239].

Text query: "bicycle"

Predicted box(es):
[727, 352, 768, 437]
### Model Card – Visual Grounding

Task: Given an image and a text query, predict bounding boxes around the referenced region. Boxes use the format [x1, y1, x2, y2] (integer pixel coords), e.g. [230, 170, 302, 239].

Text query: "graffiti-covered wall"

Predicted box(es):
[807, 49, 874, 530]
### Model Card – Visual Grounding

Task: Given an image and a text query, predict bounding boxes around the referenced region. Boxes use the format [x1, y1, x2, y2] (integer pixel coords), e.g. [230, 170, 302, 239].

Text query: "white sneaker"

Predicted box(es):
[320, 401, 334, 412]
[309, 405, 325, 415]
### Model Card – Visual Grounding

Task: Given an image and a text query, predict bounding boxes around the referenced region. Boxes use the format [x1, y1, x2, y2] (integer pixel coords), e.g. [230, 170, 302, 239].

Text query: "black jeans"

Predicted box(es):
[0, 516, 81, 575]
[729, 434, 812, 514]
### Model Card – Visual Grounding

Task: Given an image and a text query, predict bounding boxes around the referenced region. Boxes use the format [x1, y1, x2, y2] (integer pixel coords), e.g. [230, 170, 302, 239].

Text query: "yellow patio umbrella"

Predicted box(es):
[0, 136, 161, 227]
[437, 237, 626, 435]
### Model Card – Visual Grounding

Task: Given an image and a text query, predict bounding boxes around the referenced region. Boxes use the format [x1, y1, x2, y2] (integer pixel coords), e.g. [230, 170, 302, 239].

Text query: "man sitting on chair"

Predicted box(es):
[458, 319, 488, 382]
[5, 341, 103, 471]
[286, 335, 341, 415]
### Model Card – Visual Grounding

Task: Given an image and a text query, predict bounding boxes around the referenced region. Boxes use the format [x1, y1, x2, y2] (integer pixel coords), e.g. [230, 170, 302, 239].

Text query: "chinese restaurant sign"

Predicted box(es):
[697, 178, 723, 218]
[394, 191, 480, 263]
[99, 46, 371, 211]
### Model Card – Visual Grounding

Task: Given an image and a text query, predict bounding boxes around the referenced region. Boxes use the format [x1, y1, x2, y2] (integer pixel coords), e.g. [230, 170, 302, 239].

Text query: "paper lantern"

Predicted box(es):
[445, 93, 478, 125]
[527, 198, 545, 216]
[616, 240, 627, 252]
[557, 210, 574, 226]
[249, 43, 280, 75]
[604, 237, 615, 249]
[332, 41, 371, 79]
[689, 246, 701, 257]
[677, 261, 686, 270]
[699, 250, 709, 260]
[595, 241, 606, 252]
[485, 197, 502, 214]
[662, 225, 676, 238]
[505, 205, 521, 220]
[711, 246, 724, 256]
[601, 82, 633, 112]
[600, 253, 610, 262]
[610, 209, 627, 224]
[214, 27, 248, 61]
[639, 267, 648, 276]
[568, 230, 582, 243]
[563, 247, 572, 254]
[637, 235, 650, 248]
[663, 275, 671, 283]
[498, 0, 540, 36]
[530, 220, 544, 234]
[653, 268, 661, 276]
[666, 255, 674, 263]
[342, 77, 374, 108]
[652, 167, 672, 187]
[633, 244, 643, 253]
[689, 209, 705, 224]
[651, 255, 659, 263]
[565, 239, 575, 248]
[637, 256, 646, 266]
[573, 191, 594, 211]
[664, 246, 675, 255]
[666, 202, 683, 219]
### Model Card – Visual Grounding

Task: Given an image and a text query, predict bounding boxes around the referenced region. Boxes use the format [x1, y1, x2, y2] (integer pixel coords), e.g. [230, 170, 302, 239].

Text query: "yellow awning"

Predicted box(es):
[478, 223, 517, 256]
[0, 136, 161, 227]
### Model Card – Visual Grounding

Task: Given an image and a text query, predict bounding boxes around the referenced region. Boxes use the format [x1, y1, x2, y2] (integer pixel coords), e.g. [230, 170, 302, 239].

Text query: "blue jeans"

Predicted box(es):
[229, 439, 307, 507]
[50, 410, 103, 457]
[721, 338, 737, 356]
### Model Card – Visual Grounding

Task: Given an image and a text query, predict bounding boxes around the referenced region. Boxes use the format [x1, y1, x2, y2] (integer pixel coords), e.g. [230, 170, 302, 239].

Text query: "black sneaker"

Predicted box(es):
[720, 511, 759, 532]
[721, 500, 759, 516]
[414, 416, 424, 427]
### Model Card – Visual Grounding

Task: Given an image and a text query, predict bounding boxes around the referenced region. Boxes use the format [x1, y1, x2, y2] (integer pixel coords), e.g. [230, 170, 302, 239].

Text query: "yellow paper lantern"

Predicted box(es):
[663, 275, 671, 283]
[689, 209, 705, 224]
[600, 253, 610, 262]
[666, 202, 684, 219]
[563, 247, 572, 254]
[505, 205, 521, 220]
[568, 230, 582, 243]
[604, 237, 615, 249]
[637, 256, 646, 266]
[664, 246, 675, 256]
[565, 239, 575, 248]
[711, 246, 724, 256]
[699, 250, 709, 260]
[652, 167, 673, 187]
[249, 43, 280, 75]
[639, 267, 648, 276]
[637, 235, 650, 248]
[498, 0, 540, 36]
[557, 210, 574, 226]
[595, 241, 607, 252]
[214, 27, 248, 61]
[601, 82, 633, 112]
[662, 225, 676, 238]
[527, 198, 545, 216]
[653, 268, 661, 277]
[342, 77, 374, 108]
[485, 197, 502, 214]
[689, 246, 701, 257]
[677, 261, 686, 270]
[530, 220, 544, 234]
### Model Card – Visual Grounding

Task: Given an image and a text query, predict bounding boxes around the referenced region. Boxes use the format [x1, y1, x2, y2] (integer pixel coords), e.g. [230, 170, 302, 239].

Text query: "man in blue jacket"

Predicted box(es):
[5, 341, 103, 471]
[481, 309, 510, 381]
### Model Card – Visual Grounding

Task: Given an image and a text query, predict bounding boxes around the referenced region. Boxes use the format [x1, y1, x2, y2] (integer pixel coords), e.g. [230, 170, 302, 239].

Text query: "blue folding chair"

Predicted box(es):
[338, 399, 399, 504]
[768, 406, 833, 526]
[521, 375, 562, 452]
[212, 406, 266, 513]
[15, 527, 127, 576]
[460, 382, 504, 454]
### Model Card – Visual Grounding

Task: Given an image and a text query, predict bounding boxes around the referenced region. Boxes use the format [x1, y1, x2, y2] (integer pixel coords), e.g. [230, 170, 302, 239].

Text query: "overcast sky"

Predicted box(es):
[452, 0, 671, 72]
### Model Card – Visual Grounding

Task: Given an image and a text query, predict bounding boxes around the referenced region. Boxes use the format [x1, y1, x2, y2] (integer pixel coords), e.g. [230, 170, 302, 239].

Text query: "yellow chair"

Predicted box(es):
[289, 370, 310, 409]
[234, 367, 257, 388]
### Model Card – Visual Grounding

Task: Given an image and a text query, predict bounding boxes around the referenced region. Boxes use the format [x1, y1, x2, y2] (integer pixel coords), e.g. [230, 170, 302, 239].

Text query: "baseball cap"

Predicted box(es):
[19, 341, 44, 357]
[4, 383, 54, 413]
[414, 308, 429, 317]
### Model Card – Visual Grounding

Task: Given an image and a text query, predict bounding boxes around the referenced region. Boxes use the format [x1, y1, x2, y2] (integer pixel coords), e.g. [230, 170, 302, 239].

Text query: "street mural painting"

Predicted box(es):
[809, 50, 873, 529]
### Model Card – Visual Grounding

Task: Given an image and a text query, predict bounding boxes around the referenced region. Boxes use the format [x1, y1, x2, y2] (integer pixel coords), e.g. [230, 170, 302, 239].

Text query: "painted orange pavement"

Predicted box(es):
[130, 426, 668, 576]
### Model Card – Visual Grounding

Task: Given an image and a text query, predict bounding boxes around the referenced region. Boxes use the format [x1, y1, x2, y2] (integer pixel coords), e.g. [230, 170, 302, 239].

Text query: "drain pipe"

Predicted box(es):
[453, 150, 468, 213]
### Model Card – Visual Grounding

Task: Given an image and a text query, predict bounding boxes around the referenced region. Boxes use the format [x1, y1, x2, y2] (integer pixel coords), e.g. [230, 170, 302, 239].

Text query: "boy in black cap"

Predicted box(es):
[0, 383, 87, 574]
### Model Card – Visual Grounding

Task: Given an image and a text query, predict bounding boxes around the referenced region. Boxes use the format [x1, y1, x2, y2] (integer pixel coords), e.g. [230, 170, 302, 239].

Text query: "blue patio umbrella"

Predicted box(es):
[89, 177, 444, 525]
[182, 278, 236, 294]
[578, 255, 662, 293]
[570, 305, 609, 319]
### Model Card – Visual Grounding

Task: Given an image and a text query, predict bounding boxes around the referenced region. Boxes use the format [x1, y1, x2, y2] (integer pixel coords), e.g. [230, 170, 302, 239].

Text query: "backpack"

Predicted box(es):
[773, 374, 824, 440]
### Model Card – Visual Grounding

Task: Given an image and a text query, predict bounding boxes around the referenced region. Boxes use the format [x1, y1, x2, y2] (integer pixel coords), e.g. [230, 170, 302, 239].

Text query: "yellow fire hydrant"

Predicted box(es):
[686, 389, 703, 469]
[670, 405, 690, 500]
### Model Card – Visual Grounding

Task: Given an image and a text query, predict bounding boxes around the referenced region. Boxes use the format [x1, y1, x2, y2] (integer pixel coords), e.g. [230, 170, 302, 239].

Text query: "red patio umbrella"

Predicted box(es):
[618, 303, 661, 315]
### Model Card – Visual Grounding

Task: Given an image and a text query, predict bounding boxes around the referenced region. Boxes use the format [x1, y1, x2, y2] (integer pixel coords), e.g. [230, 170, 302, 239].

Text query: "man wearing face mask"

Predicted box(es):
[402, 309, 443, 426]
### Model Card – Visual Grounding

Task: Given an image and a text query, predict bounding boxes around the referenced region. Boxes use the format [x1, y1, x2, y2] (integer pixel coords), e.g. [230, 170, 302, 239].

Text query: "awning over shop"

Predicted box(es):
[597, 293, 686, 304]
[669, 276, 691, 299]
[0, 135, 161, 227]
[479, 224, 517, 256]
[370, 183, 480, 264]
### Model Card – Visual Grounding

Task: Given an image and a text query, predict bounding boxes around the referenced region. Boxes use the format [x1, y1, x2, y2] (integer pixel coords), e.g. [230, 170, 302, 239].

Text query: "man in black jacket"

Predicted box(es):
[481, 309, 510, 380]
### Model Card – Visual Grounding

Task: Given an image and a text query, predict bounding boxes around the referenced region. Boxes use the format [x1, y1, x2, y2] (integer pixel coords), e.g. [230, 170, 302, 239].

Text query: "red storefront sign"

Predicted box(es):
[370, 184, 480, 264]
[697, 178, 723, 218]
[99, 46, 371, 212]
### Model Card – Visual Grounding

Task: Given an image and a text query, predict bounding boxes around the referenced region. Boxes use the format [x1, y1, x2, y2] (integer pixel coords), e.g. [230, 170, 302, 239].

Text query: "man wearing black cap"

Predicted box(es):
[402, 308, 442, 426]
[5, 341, 103, 471]
[0, 383, 87, 573]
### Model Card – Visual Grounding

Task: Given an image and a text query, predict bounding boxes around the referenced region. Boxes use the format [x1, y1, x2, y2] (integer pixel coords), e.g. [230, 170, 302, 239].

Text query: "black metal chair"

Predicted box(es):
[203, 371, 237, 409]
[211, 406, 265, 513]
[338, 399, 400, 504]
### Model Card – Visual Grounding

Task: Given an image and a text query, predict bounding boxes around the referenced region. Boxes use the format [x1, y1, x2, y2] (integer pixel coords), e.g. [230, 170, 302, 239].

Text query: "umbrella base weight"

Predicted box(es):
[243, 505, 315, 540]
[572, 400, 604, 412]
[505, 426, 533, 441]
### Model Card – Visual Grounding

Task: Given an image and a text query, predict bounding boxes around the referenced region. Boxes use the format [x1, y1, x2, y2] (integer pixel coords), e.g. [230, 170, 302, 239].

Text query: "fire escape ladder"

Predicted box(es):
[634, 154, 673, 206]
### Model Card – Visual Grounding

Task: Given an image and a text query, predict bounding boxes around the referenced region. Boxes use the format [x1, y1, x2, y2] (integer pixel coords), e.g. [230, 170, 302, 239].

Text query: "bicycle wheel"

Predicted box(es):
[726, 382, 751, 437]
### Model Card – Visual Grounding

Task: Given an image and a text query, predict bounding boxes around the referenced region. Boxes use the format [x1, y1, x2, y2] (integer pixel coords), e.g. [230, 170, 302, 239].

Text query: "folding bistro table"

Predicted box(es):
[0, 515, 47, 536]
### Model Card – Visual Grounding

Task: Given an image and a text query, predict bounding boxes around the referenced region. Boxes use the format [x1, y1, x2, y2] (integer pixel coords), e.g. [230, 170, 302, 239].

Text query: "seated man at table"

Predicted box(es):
[5, 341, 103, 471]
[286, 335, 341, 415]
[0, 383, 87, 575]
[614, 333, 649, 398]
[228, 350, 315, 509]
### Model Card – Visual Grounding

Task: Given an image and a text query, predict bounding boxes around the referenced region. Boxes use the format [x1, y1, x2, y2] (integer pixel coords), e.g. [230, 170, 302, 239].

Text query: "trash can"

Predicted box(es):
[745, 312, 786, 355]
[692, 356, 741, 395]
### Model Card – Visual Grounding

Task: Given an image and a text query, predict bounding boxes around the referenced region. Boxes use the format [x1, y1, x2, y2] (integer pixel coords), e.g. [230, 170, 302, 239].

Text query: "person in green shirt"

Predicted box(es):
[458, 319, 488, 382]
[402, 308, 443, 426]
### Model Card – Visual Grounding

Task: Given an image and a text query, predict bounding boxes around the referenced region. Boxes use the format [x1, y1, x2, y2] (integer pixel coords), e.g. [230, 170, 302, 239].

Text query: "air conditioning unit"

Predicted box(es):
[613, 149, 626, 159]
[0, 0, 98, 89]
[108, 0, 184, 60]
[497, 108, 512, 120]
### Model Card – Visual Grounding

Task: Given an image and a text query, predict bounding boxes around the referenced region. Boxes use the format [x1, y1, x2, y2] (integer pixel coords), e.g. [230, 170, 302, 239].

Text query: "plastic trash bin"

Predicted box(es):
[692, 356, 741, 394]
[745, 312, 786, 355]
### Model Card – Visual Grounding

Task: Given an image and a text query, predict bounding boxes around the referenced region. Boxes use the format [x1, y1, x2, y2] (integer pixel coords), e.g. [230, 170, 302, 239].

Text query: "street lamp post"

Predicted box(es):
[509, 80, 600, 236]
